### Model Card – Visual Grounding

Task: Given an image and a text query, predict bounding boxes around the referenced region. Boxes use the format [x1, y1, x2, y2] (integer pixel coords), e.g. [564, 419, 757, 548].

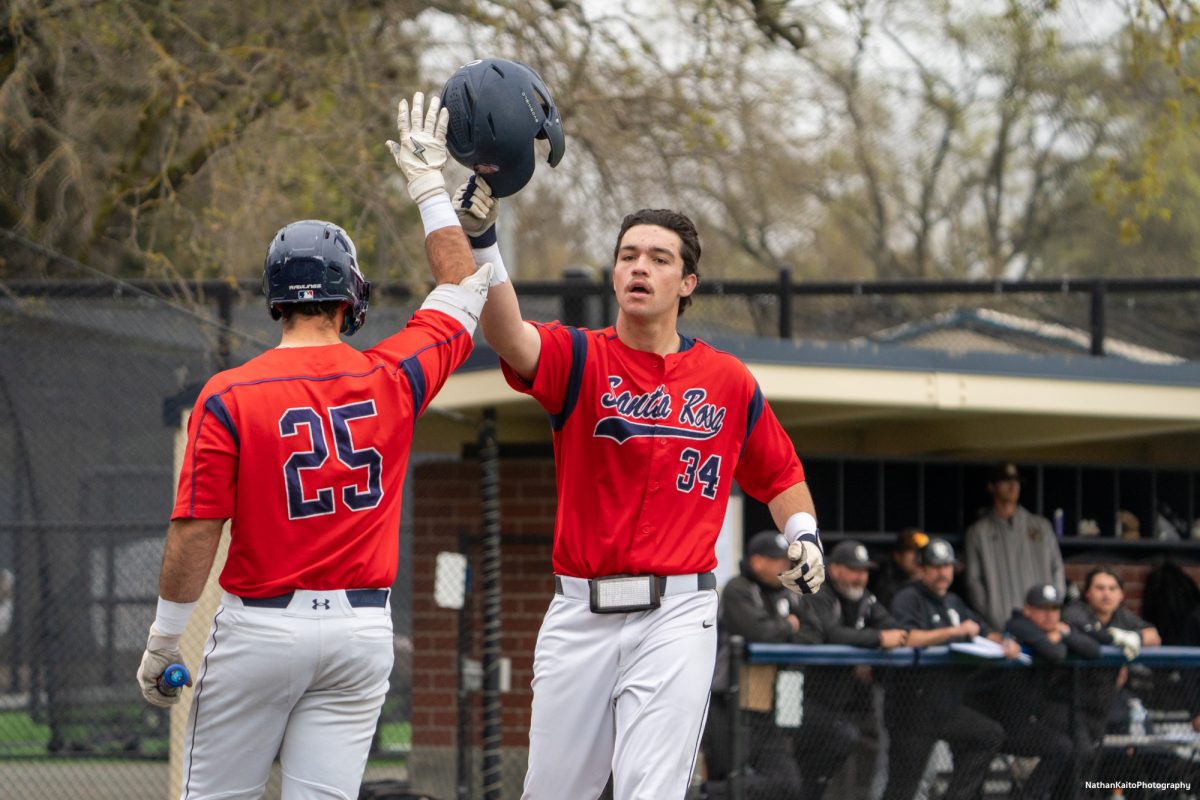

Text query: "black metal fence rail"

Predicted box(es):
[8, 274, 1200, 359]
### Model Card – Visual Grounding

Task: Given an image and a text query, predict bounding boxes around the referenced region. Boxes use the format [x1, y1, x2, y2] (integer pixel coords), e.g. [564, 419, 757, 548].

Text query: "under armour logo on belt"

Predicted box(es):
[313, 598, 331, 610]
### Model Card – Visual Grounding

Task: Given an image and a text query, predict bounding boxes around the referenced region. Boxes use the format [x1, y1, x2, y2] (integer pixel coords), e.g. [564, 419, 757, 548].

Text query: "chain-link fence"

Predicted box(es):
[703, 642, 1200, 800]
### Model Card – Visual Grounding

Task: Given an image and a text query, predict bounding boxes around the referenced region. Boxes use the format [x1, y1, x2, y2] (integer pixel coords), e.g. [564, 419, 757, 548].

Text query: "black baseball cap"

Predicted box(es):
[746, 531, 789, 560]
[917, 537, 956, 566]
[828, 540, 875, 569]
[989, 462, 1022, 483]
[1025, 583, 1063, 609]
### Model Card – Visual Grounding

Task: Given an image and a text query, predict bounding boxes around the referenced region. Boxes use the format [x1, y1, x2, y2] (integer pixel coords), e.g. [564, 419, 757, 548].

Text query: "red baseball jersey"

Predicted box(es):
[502, 323, 805, 578]
[173, 309, 472, 597]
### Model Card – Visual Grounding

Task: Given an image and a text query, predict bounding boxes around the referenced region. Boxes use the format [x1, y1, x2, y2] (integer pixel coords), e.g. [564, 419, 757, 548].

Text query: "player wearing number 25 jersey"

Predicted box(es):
[175, 310, 468, 598]
[136, 91, 490, 800]
[459, 187, 826, 799]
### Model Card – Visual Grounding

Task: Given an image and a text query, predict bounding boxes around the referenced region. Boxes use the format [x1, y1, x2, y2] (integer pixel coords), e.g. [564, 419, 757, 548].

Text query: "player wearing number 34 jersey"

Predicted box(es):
[505, 323, 801, 579]
[458, 164, 826, 796]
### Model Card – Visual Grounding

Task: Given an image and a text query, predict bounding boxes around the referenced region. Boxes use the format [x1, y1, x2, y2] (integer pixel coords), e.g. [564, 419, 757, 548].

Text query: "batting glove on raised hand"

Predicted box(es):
[136, 626, 191, 707]
[453, 175, 500, 244]
[387, 91, 450, 204]
[1109, 627, 1142, 661]
[781, 533, 825, 595]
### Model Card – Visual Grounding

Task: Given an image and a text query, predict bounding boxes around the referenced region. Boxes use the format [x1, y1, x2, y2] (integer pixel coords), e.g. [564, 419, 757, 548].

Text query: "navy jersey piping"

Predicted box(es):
[739, 383, 765, 459]
[400, 356, 427, 429]
[202, 395, 239, 451]
[549, 327, 589, 432]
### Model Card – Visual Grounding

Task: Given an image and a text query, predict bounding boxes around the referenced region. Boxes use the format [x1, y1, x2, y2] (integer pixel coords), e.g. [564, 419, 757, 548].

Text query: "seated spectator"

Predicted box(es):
[793, 541, 908, 800]
[702, 531, 804, 800]
[971, 583, 1101, 800]
[871, 527, 927, 609]
[1066, 568, 1174, 789]
[1066, 567, 1160, 652]
[883, 538, 1017, 800]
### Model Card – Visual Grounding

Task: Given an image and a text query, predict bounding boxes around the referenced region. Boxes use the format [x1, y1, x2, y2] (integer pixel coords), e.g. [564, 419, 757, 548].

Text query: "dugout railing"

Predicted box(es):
[706, 640, 1200, 800]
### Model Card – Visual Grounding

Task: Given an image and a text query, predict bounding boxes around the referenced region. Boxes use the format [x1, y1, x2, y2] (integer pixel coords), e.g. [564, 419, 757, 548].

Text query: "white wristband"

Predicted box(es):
[472, 242, 509, 286]
[153, 597, 197, 637]
[421, 282, 485, 335]
[783, 512, 819, 545]
[418, 193, 461, 236]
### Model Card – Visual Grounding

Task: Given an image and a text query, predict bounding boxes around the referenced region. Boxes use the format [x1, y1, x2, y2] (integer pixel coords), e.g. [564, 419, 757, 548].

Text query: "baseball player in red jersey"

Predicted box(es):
[454, 184, 825, 795]
[136, 92, 490, 799]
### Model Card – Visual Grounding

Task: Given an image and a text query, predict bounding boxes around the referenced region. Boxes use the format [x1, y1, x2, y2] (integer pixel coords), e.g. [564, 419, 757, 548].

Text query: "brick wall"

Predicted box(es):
[411, 457, 557, 751]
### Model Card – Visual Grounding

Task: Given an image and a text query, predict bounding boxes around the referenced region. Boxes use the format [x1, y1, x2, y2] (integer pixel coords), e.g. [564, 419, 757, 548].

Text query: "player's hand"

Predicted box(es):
[1109, 627, 1142, 661]
[460, 262, 494, 310]
[136, 626, 191, 707]
[453, 175, 500, 242]
[879, 629, 909, 649]
[780, 532, 824, 595]
[387, 91, 449, 204]
[958, 619, 981, 639]
[1000, 637, 1022, 660]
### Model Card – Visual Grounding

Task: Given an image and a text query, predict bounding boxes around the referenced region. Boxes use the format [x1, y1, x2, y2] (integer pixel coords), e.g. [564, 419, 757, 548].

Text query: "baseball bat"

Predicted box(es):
[157, 663, 190, 694]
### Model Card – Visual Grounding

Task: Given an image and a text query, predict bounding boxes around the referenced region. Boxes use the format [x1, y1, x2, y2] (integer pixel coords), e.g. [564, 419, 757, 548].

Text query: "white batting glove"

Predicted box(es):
[136, 626, 191, 707]
[453, 175, 500, 242]
[386, 91, 450, 204]
[460, 261, 494, 305]
[421, 262, 493, 333]
[1109, 627, 1142, 661]
[781, 533, 825, 595]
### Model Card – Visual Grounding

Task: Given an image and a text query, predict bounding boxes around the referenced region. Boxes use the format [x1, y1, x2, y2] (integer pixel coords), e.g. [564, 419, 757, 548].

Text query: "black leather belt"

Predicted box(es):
[239, 588, 389, 609]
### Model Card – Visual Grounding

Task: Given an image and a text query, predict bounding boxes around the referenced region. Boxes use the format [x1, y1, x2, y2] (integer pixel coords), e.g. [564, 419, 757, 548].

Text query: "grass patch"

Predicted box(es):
[0, 711, 50, 756]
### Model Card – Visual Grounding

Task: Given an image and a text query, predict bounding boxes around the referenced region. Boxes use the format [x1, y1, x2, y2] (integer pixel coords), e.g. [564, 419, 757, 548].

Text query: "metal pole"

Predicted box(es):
[729, 635, 745, 800]
[217, 283, 234, 371]
[561, 267, 590, 328]
[778, 267, 793, 340]
[479, 409, 504, 800]
[1089, 280, 1106, 356]
[600, 267, 613, 328]
[455, 527, 473, 800]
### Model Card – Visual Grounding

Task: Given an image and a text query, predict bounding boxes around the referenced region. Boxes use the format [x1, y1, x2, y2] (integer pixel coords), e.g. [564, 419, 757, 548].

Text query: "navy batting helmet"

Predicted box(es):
[440, 58, 565, 198]
[262, 220, 371, 336]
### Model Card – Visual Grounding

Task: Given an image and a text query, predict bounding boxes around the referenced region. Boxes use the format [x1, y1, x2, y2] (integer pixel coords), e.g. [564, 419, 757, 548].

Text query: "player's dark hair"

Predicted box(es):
[278, 302, 342, 326]
[613, 208, 701, 316]
[1083, 566, 1124, 595]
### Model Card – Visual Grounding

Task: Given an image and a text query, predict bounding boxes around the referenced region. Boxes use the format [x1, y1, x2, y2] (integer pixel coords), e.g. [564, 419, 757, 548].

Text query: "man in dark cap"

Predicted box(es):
[971, 582, 1101, 799]
[871, 527, 927, 609]
[882, 538, 1018, 800]
[964, 462, 1064, 630]
[701, 531, 804, 800]
[792, 540, 908, 799]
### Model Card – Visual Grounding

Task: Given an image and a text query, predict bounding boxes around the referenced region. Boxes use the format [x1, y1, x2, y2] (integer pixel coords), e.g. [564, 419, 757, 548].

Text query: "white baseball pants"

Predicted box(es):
[179, 590, 393, 800]
[522, 577, 718, 800]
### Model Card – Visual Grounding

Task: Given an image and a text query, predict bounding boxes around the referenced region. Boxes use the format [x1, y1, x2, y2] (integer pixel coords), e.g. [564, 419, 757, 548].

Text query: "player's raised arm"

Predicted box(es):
[387, 91, 492, 331]
[452, 176, 542, 380]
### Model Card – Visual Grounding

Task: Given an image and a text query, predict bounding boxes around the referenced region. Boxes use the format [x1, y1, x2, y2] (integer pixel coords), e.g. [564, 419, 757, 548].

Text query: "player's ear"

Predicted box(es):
[679, 272, 698, 298]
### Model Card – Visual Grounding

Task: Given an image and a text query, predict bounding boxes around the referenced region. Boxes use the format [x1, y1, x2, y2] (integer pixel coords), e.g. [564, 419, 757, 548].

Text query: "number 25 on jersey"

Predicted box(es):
[280, 400, 384, 519]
